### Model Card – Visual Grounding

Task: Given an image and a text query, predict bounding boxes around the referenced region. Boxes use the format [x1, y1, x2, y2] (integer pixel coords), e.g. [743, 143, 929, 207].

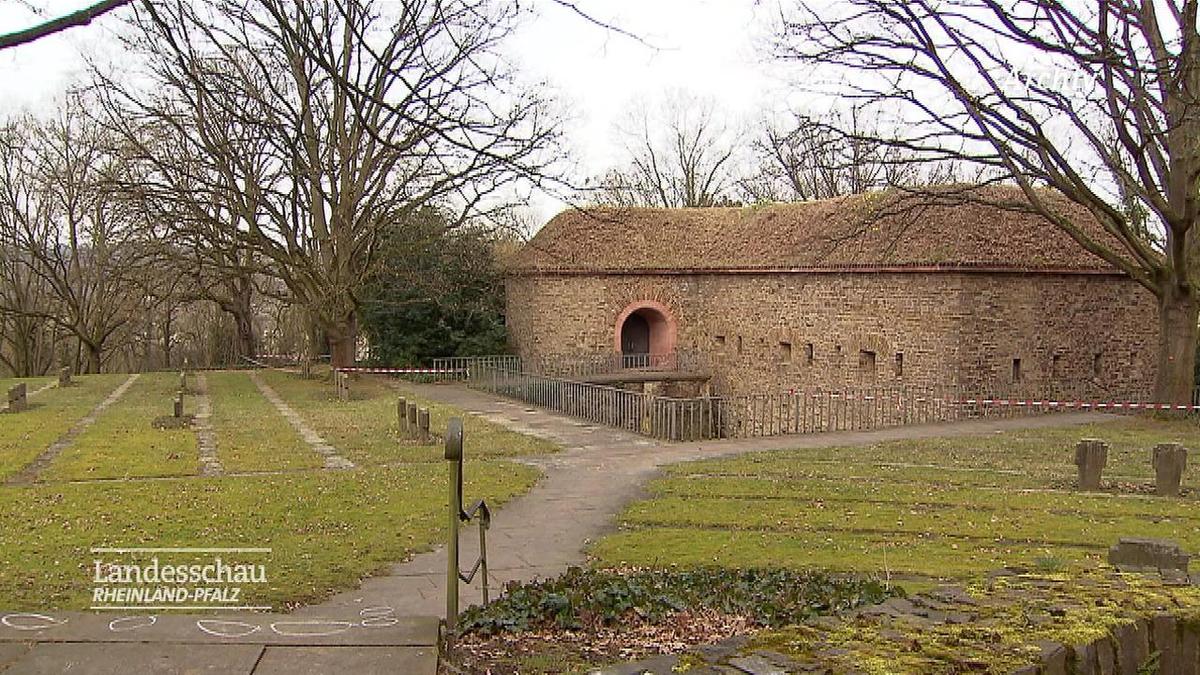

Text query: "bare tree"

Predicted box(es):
[592, 93, 742, 208]
[0, 0, 134, 51]
[777, 0, 1200, 403]
[740, 109, 965, 203]
[109, 0, 560, 368]
[0, 104, 157, 373]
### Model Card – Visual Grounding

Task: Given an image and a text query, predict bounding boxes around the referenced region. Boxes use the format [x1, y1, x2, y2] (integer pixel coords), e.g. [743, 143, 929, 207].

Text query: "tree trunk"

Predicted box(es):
[326, 312, 358, 369]
[1154, 286, 1199, 406]
[234, 311, 256, 361]
[83, 341, 103, 374]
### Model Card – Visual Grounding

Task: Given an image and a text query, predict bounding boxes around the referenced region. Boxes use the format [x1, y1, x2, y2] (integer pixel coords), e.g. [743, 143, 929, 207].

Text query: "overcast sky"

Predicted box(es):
[0, 1, 787, 225]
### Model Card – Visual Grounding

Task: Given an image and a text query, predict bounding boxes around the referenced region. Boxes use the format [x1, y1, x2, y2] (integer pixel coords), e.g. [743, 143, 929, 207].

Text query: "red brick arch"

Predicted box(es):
[614, 300, 677, 355]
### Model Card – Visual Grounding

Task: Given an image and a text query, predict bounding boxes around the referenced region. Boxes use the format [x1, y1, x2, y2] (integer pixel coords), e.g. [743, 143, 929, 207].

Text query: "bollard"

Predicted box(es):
[58, 366, 72, 387]
[180, 370, 187, 392]
[1075, 438, 1108, 491]
[407, 403, 418, 436]
[418, 408, 430, 443]
[337, 371, 350, 401]
[7, 383, 27, 413]
[397, 397, 408, 434]
[1152, 443, 1188, 497]
[173, 392, 184, 418]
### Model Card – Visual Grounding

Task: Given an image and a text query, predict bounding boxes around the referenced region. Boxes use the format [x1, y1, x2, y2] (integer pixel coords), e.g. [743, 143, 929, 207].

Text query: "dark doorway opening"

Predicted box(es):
[620, 312, 651, 355]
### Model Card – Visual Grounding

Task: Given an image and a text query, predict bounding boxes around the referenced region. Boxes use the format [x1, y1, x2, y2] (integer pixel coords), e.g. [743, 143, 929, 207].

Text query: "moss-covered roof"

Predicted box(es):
[513, 186, 1122, 275]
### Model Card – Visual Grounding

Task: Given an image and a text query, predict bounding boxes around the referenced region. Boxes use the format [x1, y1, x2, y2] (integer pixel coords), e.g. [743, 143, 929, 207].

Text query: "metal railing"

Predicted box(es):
[431, 355, 521, 381]
[465, 362, 1150, 441]
[529, 351, 707, 378]
[444, 418, 490, 630]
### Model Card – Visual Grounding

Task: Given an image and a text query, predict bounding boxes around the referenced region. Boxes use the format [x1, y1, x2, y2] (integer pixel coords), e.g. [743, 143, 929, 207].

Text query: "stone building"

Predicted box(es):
[504, 189, 1159, 400]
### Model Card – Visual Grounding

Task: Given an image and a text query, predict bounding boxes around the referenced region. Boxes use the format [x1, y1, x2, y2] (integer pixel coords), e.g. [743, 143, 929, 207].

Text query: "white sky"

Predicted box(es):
[0, 0, 784, 226]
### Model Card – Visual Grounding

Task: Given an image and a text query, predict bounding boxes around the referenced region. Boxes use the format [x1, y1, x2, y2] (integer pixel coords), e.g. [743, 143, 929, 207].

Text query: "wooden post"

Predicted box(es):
[418, 408, 431, 443]
[180, 370, 187, 392]
[407, 403, 419, 436]
[397, 397, 408, 433]
[1075, 439, 1108, 491]
[1152, 443, 1188, 497]
[173, 392, 184, 418]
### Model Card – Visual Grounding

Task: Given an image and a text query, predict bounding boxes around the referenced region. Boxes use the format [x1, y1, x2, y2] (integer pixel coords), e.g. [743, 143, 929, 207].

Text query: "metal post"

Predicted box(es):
[445, 418, 464, 630]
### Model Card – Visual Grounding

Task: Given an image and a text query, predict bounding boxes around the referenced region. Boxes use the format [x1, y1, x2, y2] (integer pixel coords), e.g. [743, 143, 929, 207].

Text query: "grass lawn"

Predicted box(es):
[259, 369, 558, 465]
[0, 461, 537, 609]
[591, 417, 1200, 586]
[43, 372, 199, 481]
[0, 374, 129, 481]
[204, 371, 321, 473]
[0, 369, 557, 610]
[0, 375, 56, 397]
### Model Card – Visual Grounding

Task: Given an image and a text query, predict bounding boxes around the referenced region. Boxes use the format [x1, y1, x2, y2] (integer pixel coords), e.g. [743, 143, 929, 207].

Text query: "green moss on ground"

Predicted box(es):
[748, 570, 1200, 674]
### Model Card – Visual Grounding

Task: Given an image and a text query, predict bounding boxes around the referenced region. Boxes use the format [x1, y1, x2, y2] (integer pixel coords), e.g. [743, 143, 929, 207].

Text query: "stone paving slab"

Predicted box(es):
[253, 646, 437, 675]
[4, 643, 265, 674]
[0, 611, 438, 646]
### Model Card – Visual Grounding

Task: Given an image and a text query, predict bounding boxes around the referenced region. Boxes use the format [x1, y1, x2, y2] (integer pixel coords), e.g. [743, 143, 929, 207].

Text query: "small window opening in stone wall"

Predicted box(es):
[1012, 358, 1022, 382]
[1093, 352, 1103, 378]
[859, 350, 877, 380]
[714, 335, 725, 348]
[736, 336, 744, 355]
[805, 343, 815, 365]
[894, 353, 904, 377]
[1052, 353, 1063, 378]
[778, 341, 792, 364]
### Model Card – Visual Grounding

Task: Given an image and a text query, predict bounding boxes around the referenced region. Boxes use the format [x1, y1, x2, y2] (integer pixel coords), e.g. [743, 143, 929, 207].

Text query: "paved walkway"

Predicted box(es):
[0, 610, 437, 674]
[6, 374, 140, 485]
[299, 382, 1114, 618]
[194, 373, 223, 476]
[250, 372, 355, 470]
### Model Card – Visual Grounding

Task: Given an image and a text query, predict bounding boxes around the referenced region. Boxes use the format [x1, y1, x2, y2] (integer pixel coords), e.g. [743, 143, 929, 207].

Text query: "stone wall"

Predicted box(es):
[505, 270, 1159, 399]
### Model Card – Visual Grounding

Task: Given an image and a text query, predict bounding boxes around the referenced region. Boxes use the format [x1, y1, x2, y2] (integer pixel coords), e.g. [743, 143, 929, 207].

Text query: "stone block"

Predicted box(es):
[6, 383, 27, 412]
[1152, 443, 1187, 497]
[58, 366, 71, 386]
[1108, 538, 1190, 572]
[418, 408, 430, 443]
[1037, 640, 1069, 675]
[1114, 620, 1149, 674]
[1075, 439, 1108, 491]
[173, 393, 184, 418]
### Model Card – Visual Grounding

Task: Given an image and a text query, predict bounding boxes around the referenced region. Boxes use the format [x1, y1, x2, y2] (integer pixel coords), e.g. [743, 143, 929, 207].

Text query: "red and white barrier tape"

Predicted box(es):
[334, 367, 467, 375]
[955, 398, 1200, 411]
[780, 389, 1200, 411]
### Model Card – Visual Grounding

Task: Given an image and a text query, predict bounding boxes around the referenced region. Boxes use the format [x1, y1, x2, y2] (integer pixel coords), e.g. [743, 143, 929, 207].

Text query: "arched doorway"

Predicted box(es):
[620, 313, 651, 355]
[614, 301, 677, 367]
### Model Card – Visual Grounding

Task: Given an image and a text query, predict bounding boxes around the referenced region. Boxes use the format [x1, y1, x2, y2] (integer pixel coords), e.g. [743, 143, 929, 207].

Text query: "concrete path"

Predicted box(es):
[6, 374, 140, 485]
[0, 609, 437, 674]
[299, 381, 1114, 618]
[249, 372, 355, 470]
